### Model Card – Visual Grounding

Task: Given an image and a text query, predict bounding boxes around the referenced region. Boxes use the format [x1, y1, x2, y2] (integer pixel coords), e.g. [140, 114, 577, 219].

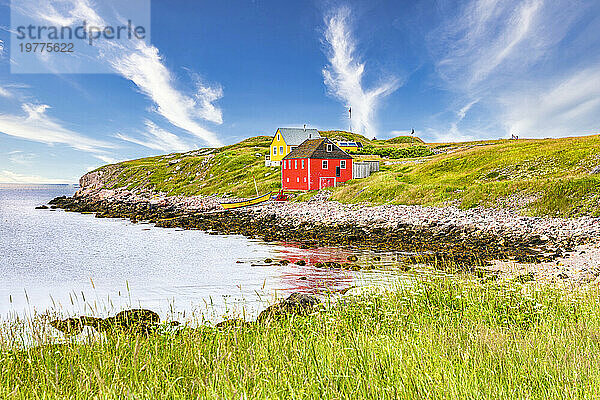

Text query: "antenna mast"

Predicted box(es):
[348, 107, 352, 132]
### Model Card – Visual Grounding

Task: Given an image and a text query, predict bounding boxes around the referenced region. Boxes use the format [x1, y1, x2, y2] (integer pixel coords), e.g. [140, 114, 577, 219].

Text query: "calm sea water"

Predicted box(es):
[0, 184, 402, 322]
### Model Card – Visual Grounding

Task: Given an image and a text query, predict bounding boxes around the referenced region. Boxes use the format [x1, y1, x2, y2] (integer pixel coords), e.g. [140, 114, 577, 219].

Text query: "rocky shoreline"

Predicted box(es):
[45, 187, 600, 280]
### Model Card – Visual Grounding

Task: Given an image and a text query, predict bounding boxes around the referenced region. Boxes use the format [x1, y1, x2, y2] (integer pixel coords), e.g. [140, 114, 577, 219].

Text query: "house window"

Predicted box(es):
[322, 160, 328, 169]
[280, 146, 284, 155]
[294, 160, 297, 169]
[297, 177, 299, 183]
[327, 144, 332, 152]
[273, 147, 277, 155]
[301, 159, 305, 169]
[277, 133, 280, 141]
[287, 178, 289, 182]
[304, 177, 306, 182]
[340, 160, 346, 169]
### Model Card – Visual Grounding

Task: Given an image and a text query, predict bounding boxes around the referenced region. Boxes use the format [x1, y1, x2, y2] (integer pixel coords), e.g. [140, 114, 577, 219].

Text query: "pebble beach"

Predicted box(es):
[73, 187, 600, 286]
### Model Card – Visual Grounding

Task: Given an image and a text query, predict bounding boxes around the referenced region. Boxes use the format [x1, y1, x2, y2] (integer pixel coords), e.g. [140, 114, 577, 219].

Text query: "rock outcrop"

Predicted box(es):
[50, 309, 161, 336]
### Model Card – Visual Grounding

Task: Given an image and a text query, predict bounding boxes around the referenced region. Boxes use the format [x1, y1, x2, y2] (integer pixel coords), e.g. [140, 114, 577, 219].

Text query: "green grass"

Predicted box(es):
[319, 130, 375, 144]
[349, 145, 434, 159]
[3, 279, 600, 398]
[94, 136, 281, 198]
[330, 135, 600, 216]
[381, 135, 424, 144]
[87, 133, 600, 216]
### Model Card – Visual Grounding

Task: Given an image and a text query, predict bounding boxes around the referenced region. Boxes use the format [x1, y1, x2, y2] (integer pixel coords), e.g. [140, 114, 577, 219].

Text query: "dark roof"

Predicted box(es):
[282, 138, 353, 160]
[277, 128, 321, 146]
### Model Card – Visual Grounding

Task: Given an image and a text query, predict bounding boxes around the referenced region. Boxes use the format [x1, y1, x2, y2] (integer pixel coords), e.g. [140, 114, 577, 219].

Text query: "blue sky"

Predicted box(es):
[0, 0, 599, 183]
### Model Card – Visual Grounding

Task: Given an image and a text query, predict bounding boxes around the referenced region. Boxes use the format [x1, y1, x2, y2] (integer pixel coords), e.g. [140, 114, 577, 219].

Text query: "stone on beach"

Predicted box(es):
[49, 187, 600, 285]
[257, 293, 321, 322]
[50, 309, 161, 336]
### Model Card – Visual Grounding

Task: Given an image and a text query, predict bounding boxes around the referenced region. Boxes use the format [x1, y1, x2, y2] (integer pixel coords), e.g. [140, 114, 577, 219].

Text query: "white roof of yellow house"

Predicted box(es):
[276, 128, 321, 146]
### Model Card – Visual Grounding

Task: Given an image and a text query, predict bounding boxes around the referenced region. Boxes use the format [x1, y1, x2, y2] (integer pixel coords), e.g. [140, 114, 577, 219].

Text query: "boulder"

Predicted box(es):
[49, 317, 84, 335]
[315, 261, 342, 269]
[215, 318, 251, 330]
[257, 292, 320, 322]
[50, 309, 161, 336]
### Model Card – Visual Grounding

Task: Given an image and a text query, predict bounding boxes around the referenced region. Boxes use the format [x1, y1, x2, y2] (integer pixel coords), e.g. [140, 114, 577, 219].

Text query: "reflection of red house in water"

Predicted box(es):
[281, 138, 353, 190]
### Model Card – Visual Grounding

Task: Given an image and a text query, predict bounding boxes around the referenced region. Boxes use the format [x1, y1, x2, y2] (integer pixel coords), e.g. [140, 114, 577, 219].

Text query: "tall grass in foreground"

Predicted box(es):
[2, 279, 600, 399]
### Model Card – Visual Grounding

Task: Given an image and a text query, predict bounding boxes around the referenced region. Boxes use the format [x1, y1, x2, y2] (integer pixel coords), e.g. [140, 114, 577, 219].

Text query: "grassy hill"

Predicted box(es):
[86, 133, 600, 216]
[319, 130, 374, 144]
[90, 136, 280, 198]
[330, 135, 600, 216]
[383, 135, 425, 144]
[319, 130, 424, 146]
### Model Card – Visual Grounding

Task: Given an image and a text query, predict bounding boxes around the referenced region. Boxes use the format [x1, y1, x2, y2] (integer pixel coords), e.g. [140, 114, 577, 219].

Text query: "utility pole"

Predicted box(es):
[348, 107, 352, 132]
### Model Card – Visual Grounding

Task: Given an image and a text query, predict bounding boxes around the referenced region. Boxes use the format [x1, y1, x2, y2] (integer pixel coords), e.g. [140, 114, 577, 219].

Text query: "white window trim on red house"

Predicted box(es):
[322, 160, 328, 169]
[340, 160, 346, 169]
[319, 177, 336, 189]
[308, 159, 311, 190]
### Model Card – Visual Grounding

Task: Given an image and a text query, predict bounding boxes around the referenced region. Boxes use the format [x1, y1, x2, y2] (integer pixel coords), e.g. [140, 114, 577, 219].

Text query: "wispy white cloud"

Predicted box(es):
[0, 39, 4, 57]
[322, 6, 399, 136]
[0, 103, 115, 160]
[0, 170, 75, 184]
[445, 98, 480, 139]
[435, 0, 544, 90]
[457, 99, 479, 121]
[501, 65, 600, 138]
[193, 76, 224, 125]
[108, 43, 223, 145]
[93, 154, 119, 164]
[0, 86, 11, 98]
[429, 0, 600, 139]
[7, 150, 36, 165]
[115, 120, 195, 152]
[14, 0, 104, 28]
[23, 0, 224, 147]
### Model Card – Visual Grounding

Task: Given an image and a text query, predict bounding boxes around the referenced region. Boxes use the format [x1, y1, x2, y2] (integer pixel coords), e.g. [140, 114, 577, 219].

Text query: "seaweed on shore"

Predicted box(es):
[49, 196, 574, 269]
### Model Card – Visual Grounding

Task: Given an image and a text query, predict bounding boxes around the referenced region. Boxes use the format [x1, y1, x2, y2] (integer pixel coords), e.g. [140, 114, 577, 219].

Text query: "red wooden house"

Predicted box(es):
[281, 138, 353, 190]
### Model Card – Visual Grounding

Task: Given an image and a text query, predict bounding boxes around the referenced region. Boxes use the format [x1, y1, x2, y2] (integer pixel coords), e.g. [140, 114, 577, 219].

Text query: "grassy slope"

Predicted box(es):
[320, 130, 424, 145]
[96, 136, 281, 198]
[91, 131, 422, 199]
[3, 279, 600, 398]
[331, 135, 600, 216]
[91, 133, 600, 216]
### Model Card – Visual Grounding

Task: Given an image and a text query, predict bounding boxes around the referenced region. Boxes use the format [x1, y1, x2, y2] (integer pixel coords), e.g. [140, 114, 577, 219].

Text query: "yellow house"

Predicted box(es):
[335, 141, 364, 152]
[266, 127, 321, 166]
